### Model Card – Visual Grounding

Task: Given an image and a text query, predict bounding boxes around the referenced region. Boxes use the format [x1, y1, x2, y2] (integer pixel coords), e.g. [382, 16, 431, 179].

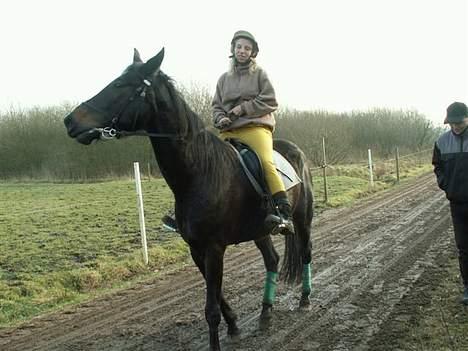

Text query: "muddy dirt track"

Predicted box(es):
[0, 173, 456, 350]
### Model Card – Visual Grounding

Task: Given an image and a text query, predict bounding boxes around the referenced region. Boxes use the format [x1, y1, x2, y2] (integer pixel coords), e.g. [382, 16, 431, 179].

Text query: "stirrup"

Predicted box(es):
[265, 214, 295, 235]
[162, 214, 178, 232]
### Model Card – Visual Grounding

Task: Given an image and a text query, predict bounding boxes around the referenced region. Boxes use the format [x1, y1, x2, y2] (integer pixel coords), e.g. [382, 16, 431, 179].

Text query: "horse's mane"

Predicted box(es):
[153, 72, 238, 189]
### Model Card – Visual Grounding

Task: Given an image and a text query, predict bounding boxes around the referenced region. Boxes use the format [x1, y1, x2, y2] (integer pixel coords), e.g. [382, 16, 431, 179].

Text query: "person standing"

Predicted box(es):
[212, 30, 294, 235]
[433, 101, 468, 305]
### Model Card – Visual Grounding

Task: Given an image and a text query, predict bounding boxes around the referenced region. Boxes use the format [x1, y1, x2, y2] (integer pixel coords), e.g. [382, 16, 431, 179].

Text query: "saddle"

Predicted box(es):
[227, 139, 302, 202]
[161, 139, 302, 233]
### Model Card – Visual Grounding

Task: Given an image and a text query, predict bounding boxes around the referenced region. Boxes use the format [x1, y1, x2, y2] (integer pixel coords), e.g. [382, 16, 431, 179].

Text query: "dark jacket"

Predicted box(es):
[432, 128, 468, 203]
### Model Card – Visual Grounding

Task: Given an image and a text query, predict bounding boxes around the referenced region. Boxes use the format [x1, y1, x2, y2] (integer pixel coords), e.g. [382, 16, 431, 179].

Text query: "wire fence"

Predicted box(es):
[0, 147, 435, 222]
[309, 141, 433, 203]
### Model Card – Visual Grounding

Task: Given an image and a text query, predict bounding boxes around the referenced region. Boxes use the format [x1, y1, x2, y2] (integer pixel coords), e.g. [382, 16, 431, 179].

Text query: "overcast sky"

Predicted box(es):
[1, 0, 466, 126]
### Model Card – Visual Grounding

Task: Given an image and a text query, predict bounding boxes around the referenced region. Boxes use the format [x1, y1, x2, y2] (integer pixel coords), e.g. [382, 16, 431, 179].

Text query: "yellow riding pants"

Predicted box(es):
[221, 126, 285, 195]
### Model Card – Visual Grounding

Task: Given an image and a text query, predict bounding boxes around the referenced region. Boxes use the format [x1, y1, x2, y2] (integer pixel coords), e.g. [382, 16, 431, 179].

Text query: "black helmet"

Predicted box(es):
[230, 30, 259, 58]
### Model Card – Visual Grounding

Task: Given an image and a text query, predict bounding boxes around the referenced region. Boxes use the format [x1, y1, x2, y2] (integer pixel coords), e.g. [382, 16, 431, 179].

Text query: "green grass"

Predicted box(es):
[0, 160, 434, 327]
[0, 179, 190, 326]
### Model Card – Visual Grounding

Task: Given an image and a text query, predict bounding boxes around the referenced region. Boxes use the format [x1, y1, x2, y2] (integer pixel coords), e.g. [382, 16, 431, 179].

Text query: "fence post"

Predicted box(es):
[395, 147, 400, 183]
[368, 149, 374, 187]
[322, 137, 328, 203]
[134, 162, 149, 265]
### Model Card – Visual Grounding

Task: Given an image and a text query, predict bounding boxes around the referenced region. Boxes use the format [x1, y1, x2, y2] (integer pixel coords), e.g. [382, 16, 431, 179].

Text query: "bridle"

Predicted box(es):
[81, 74, 185, 141]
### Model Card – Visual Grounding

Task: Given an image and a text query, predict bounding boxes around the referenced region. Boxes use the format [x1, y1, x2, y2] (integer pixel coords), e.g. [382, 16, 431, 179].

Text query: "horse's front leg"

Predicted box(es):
[255, 236, 280, 329]
[190, 247, 239, 339]
[204, 244, 226, 351]
[219, 293, 240, 338]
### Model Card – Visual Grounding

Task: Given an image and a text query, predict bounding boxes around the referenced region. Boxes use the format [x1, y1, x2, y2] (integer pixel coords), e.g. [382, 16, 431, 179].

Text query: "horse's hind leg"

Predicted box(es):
[295, 195, 313, 308]
[190, 247, 240, 338]
[255, 236, 280, 329]
[298, 230, 312, 308]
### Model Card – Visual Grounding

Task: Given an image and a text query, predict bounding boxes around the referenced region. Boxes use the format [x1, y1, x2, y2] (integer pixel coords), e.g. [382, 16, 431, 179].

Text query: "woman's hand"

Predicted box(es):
[229, 105, 243, 117]
[214, 116, 232, 129]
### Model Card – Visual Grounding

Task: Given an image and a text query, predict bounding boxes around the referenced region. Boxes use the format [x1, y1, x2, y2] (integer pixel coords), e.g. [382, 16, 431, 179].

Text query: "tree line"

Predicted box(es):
[0, 85, 443, 180]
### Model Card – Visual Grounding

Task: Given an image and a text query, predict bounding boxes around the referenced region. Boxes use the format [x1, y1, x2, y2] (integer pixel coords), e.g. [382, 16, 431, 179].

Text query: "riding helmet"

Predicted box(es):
[230, 30, 259, 58]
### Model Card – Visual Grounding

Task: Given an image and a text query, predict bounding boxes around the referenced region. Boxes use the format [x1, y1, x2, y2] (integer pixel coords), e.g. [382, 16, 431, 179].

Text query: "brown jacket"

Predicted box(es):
[212, 62, 278, 131]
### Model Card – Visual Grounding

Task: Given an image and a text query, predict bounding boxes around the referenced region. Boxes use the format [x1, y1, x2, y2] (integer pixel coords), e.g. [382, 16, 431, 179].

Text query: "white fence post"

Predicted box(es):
[133, 162, 148, 265]
[322, 137, 329, 203]
[395, 147, 400, 183]
[368, 149, 374, 187]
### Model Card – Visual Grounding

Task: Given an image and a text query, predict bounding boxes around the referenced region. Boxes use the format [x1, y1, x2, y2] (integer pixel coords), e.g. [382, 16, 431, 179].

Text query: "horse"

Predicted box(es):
[64, 48, 313, 351]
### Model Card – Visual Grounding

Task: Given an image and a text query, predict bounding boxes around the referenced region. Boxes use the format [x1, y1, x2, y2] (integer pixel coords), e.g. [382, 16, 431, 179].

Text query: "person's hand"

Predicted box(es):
[214, 116, 232, 129]
[229, 105, 243, 117]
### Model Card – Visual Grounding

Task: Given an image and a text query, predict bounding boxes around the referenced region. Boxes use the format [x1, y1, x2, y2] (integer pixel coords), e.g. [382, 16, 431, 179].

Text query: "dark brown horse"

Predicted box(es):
[64, 48, 313, 351]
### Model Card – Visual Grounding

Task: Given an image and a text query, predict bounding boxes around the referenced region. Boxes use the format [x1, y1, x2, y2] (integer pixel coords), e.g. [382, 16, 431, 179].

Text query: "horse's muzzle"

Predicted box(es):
[63, 113, 99, 144]
[63, 114, 74, 133]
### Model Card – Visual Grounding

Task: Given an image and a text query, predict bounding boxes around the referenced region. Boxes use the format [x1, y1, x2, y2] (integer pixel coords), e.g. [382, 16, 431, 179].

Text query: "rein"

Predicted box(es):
[82, 76, 185, 142]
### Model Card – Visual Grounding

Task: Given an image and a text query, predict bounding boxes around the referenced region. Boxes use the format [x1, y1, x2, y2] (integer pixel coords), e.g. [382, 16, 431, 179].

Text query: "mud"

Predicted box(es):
[0, 173, 457, 350]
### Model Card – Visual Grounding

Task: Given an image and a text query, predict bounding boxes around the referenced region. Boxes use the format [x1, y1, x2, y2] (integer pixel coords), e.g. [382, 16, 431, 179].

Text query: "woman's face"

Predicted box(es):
[450, 117, 468, 135]
[234, 38, 253, 63]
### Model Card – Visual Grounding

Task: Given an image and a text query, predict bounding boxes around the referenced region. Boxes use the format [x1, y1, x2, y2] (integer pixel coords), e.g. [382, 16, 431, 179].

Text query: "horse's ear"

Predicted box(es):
[133, 48, 143, 63]
[141, 47, 165, 76]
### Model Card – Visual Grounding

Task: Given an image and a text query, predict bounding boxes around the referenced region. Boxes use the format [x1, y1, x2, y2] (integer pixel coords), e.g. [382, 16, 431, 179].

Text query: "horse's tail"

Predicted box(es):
[278, 142, 314, 285]
[280, 232, 304, 285]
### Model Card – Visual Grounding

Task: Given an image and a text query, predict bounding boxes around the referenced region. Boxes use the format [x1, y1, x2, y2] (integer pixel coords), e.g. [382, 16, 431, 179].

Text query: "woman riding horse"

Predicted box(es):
[64, 45, 313, 351]
[213, 30, 294, 234]
[164, 30, 294, 235]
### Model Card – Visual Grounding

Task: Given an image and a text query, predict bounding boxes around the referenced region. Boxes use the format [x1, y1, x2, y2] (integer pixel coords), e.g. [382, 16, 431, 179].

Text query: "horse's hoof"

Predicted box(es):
[259, 316, 271, 331]
[227, 325, 241, 338]
[259, 304, 273, 330]
[227, 333, 241, 344]
[299, 295, 311, 309]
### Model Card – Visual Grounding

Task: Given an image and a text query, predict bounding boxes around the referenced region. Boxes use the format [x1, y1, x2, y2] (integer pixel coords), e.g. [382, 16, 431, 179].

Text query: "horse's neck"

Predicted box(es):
[147, 102, 202, 197]
[149, 135, 192, 196]
[147, 80, 231, 199]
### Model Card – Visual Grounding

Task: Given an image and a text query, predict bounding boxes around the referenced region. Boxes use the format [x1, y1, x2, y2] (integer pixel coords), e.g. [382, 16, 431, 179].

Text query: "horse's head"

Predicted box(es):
[64, 48, 165, 145]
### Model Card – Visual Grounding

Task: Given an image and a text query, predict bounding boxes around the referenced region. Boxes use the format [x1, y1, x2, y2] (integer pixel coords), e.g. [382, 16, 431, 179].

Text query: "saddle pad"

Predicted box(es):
[273, 150, 302, 190]
[228, 138, 302, 192]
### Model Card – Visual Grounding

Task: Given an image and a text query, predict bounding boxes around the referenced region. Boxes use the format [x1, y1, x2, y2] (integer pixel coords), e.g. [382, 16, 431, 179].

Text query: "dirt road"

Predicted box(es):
[0, 173, 455, 350]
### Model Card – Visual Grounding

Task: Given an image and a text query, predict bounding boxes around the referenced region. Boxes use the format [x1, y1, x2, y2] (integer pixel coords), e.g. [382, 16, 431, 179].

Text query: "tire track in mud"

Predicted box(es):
[0, 173, 450, 351]
[149, 175, 449, 351]
[172, 176, 446, 351]
[191, 189, 448, 351]
[312, 173, 435, 240]
[266, 199, 450, 351]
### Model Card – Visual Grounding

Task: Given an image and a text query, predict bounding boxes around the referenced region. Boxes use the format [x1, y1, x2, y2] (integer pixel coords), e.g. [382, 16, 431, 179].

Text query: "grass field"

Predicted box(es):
[0, 179, 188, 326]
[0, 161, 433, 327]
